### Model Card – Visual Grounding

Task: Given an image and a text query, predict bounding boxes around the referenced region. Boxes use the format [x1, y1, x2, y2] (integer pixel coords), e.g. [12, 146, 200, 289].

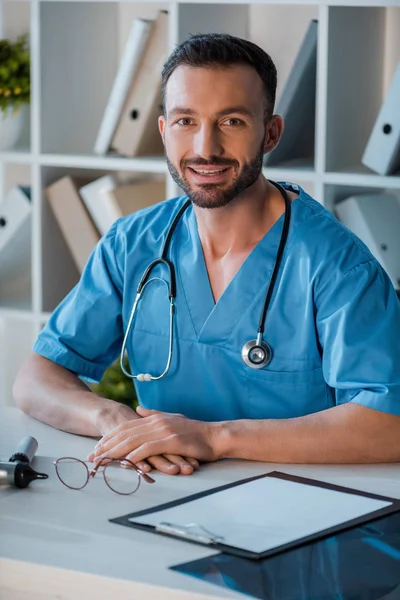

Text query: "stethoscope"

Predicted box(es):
[120, 180, 291, 382]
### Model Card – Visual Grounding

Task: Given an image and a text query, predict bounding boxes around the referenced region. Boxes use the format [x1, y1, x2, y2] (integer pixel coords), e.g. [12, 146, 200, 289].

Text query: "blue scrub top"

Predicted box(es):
[33, 182, 400, 421]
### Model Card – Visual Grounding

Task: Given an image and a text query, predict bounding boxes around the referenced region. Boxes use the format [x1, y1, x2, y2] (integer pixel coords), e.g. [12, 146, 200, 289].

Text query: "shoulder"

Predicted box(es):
[289, 185, 378, 279]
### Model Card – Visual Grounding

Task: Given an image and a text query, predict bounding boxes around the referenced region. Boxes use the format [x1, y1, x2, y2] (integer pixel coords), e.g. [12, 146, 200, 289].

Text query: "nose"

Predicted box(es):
[193, 123, 223, 159]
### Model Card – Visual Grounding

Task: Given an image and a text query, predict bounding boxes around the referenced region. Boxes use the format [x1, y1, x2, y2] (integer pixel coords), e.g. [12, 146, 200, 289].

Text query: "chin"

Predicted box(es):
[188, 187, 237, 210]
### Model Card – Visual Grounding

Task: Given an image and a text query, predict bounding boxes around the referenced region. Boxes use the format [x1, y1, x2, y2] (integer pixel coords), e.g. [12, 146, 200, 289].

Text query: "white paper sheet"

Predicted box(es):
[130, 475, 392, 554]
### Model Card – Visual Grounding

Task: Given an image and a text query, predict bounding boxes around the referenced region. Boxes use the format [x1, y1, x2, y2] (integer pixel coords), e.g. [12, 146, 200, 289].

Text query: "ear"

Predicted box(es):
[158, 115, 166, 144]
[263, 114, 284, 155]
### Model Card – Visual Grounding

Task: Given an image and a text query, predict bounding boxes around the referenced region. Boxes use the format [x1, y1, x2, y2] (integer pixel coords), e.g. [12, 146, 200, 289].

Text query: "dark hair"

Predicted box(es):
[161, 33, 277, 122]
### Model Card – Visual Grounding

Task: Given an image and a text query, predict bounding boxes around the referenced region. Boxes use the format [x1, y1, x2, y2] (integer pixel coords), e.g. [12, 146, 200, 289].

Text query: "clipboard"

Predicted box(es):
[110, 471, 400, 561]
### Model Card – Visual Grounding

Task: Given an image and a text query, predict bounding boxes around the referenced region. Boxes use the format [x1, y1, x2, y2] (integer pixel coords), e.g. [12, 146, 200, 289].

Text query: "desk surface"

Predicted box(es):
[1, 405, 400, 600]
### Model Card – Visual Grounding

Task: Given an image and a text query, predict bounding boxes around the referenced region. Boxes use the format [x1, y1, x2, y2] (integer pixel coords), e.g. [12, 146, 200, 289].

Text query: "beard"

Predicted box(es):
[165, 136, 266, 209]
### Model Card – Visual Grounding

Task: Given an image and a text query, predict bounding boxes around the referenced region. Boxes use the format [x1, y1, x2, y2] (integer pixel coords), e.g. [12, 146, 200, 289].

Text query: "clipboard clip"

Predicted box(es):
[156, 521, 224, 545]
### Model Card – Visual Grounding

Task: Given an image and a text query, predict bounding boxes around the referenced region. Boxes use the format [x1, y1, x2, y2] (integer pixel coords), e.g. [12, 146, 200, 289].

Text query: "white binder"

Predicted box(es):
[0, 186, 31, 255]
[335, 192, 400, 290]
[79, 175, 118, 236]
[361, 61, 400, 175]
[0, 186, 32, 304]
[93, 18, 153, 156]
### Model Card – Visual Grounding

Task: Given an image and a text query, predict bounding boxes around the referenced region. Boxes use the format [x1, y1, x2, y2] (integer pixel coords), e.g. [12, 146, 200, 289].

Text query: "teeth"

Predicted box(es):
[192, 168, 227, 174]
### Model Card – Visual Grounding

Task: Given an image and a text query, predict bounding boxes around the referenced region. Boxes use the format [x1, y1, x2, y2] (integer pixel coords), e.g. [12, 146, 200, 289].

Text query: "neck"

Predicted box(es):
[193, 178, 286, 259]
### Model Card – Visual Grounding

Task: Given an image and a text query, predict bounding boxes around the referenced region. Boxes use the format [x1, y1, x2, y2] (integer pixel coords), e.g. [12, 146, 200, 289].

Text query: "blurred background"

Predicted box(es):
[1, 0, 399, 408]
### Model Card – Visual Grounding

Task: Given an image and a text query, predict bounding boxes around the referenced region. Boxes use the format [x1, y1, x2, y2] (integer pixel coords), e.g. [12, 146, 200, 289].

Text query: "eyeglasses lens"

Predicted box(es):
[56, 458, 88, 490]
[103, 460, 140, 495]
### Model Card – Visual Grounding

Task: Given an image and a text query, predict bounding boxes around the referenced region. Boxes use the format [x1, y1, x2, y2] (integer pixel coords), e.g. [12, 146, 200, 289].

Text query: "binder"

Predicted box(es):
[0, 185, 31, 255]
[111, 11, 169, 157]
[0, 186, 32, 305]
[108, 179, 165, 214]
[110, 471, 399, 561]
[45, 176, 100, 273]
[361, 61, 400, 175]
[80, 176, 165, 235]
[335, 192, 400, 290]
[79, 175, 117, 236]
[93, 18, 153, 155]
[264, 20, 318, 167]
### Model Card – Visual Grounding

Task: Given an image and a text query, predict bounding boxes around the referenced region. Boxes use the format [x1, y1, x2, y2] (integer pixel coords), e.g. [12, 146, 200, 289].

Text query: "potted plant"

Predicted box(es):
[0, 33, 30, 152]
[90, 356, 138, 409]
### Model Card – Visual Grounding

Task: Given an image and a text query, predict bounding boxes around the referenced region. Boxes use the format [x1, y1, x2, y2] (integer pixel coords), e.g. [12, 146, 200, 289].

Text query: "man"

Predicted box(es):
[14, 33, 400, 475]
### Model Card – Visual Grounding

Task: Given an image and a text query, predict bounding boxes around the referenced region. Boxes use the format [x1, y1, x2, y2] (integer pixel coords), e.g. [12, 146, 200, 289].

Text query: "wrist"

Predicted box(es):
[94, 398, 137, 436]
[209, 420, 237, 460]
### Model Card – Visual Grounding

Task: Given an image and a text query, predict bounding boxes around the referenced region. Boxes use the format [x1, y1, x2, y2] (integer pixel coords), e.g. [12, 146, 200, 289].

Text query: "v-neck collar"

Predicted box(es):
[176, 184, 300, 343]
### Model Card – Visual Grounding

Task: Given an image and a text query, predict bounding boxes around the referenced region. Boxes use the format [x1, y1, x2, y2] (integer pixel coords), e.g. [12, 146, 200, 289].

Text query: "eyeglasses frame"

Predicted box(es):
[53, 456, 155, 495]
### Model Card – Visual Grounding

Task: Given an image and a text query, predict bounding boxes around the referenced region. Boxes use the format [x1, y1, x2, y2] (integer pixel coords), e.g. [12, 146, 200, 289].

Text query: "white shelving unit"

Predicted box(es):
[1, 0, 399, 406]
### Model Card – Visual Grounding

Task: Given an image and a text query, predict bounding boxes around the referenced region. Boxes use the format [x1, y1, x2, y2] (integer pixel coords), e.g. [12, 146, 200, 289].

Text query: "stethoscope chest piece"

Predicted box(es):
[241, 339, 272, 369]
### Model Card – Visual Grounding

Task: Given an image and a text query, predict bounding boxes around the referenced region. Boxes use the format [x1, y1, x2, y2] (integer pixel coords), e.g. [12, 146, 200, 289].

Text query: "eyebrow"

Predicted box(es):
[168, 106, 256, 119]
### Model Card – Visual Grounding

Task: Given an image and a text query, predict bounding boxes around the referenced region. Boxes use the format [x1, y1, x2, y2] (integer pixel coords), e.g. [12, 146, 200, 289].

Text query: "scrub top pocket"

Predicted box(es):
[245, 366, 332, 419]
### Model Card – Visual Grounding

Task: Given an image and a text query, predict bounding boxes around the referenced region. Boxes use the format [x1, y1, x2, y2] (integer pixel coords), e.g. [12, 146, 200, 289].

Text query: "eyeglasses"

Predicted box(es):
[53, 456, 155, 495]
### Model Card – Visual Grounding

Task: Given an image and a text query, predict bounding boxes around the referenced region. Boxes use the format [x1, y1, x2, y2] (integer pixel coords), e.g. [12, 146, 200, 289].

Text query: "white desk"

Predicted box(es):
[1, 404, 400, 600]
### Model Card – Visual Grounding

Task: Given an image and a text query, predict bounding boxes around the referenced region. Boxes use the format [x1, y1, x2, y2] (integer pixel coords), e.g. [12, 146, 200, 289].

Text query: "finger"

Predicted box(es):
[163, 454, 195, 475]
[135, 460, 152, 473]
[147, 455, 180, 475]
[136, 406, 162, 417]
[185, 457, 200, 469]
[136, 406, 185, 418]
[95, 417, 143, 448]
[126, 440, 186, 466]
[93, 421, 158, 458]
[94, 426, 173, 462]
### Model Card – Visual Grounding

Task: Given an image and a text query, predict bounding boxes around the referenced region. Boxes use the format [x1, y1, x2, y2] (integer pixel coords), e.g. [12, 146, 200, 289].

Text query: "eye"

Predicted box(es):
[223, 118, 244, 126]
[175, 118, 193, 126]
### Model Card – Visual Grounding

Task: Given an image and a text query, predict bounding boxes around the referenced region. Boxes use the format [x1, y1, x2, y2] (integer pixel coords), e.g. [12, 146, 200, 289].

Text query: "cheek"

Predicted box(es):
[164, 132, 188, 158]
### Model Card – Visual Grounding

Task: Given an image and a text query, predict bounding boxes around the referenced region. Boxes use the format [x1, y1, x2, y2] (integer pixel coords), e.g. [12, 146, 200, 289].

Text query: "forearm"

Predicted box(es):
[219, 403, 400, 464]
[13, 353, 136, 437]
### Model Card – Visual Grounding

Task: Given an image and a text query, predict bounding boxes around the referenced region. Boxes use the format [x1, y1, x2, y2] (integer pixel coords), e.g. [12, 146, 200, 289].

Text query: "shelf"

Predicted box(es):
[2, 0, 400, 405]
[0, 149, 33, 165]
[262, 165, 316, 183]
[324, 170, 400, 189]
[0, 307, 36, 321]
[39, 153, 168, 173]
[323, 181, 400, 215]
[324, 6, 399, 173]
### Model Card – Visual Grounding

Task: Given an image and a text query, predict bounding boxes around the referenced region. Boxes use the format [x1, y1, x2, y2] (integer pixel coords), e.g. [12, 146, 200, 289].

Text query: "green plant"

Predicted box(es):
[0, 33, 30, 113]
[91, 355, 138, 409]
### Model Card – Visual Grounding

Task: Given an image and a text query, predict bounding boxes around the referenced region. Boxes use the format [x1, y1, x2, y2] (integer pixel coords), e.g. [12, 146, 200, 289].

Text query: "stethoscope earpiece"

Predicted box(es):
[241, 339, 272, 369]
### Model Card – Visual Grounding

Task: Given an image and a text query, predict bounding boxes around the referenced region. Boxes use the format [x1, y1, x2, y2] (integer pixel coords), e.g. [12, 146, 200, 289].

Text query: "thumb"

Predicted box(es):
[136, 405, 161, 416]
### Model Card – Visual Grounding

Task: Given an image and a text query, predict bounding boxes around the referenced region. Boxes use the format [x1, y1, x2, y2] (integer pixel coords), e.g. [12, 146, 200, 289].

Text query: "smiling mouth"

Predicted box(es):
[188, 166, 231, 175]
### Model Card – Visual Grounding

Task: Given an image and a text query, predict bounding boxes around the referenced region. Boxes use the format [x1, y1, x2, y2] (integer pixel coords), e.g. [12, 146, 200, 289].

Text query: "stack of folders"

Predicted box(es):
[361, 61, 400, 176]
[45, 176, 166, 273]
[0, 186, 32, 305]
[94, 10, 169, 157]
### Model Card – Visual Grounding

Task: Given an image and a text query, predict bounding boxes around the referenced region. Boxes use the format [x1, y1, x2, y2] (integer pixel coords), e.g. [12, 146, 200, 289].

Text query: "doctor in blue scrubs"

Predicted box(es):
[14, 33, 400, 475]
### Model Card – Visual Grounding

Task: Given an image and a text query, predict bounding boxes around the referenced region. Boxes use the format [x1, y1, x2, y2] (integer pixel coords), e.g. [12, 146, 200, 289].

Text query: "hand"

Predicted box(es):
[91, 404, 199, 475]
[89, 406, 222, 470]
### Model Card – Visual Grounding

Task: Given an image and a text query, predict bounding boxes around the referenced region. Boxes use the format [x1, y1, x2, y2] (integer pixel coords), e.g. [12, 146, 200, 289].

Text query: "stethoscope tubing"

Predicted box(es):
[120, 180, 291, 380]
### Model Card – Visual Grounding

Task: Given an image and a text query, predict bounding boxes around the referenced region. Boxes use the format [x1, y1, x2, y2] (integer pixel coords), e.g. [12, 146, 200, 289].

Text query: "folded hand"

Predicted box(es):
[88, 406, 221, 473]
